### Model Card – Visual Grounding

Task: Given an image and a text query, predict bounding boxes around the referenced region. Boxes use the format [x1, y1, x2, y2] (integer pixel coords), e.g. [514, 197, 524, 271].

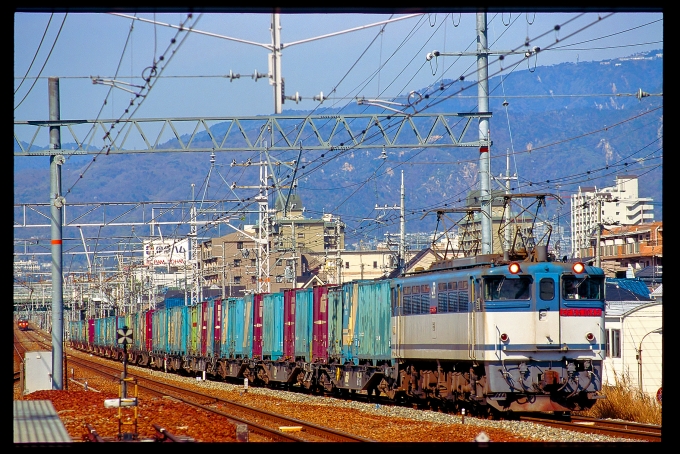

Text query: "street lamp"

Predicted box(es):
[637, 327, 662, 391]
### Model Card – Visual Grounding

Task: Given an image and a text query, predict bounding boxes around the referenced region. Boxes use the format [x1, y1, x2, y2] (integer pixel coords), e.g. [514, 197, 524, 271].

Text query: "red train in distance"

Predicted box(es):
[17, 318, 29, 331]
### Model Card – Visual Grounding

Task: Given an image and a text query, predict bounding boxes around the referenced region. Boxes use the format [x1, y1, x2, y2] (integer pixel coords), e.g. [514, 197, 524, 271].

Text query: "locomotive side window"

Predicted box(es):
[539, 278, 555, 300]
[484, 276, 532, 300]
[563, 276, 605, 300]
[458, 281, 469, 312]
[438, 290, 448, 313]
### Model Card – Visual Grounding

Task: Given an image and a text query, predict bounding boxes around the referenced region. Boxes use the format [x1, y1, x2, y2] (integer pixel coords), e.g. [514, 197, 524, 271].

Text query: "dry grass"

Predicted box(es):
[576, 372, 661, 425]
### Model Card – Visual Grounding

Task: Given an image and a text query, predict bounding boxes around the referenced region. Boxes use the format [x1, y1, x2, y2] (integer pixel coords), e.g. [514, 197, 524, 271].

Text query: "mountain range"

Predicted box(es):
[14, 49, 663, 254]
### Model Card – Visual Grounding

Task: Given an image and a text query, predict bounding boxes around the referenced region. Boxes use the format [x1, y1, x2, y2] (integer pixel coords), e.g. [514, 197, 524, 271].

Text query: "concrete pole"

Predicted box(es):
[504, 150, 512, 259]
[272, 13, 283, 114]
[221, 244, 226, 299]
[596, 197, 602, 268]
[49, 77, 64, 390]
[477, 12, 492, 255]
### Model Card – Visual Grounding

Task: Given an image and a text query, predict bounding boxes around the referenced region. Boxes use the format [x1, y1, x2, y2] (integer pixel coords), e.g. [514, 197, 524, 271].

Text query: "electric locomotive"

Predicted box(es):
[17, 318, 29, 331]
[386, 250, 605, 414]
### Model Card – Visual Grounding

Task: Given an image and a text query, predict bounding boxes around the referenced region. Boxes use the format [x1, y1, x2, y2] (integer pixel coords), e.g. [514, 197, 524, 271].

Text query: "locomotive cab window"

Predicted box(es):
[539, 278, 555, 300]
[484, 276, 532, 300]
[563, 276, 604, 300]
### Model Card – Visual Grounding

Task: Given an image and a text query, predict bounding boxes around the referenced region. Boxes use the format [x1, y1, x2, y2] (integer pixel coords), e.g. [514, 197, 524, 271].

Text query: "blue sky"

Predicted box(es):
[15, 10, 663, 136]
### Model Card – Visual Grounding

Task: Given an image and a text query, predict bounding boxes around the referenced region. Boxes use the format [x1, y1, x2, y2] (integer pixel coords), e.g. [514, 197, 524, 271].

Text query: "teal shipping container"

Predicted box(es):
[294, 288, 314, 361]
[167, 305, 189, 355]
[355, 280, 392, 362]
[152, 308, 168, 354]
[262, 292, 284, 360]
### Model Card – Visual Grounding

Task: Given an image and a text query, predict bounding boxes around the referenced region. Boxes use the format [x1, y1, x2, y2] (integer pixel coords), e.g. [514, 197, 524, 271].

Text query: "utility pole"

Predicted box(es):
[496, 148, 517, 260]
[336, 218, 342, 285]
[424, 13, 540, 256]
[221, 244, 226, 299]
[257, 156, 271, 293]
[190, 184, 199, 305]
[596, 197, 602, 268]
[375, 170, 406, 275]
[477, 12, 492, 255]
[49, 77, 64, 390]
[400, 170, 406, 275]
[271, 13, 283, 114]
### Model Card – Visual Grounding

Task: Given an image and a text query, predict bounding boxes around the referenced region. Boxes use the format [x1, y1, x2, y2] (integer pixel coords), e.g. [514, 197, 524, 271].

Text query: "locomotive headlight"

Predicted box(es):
[500, 333, 509, 342]
[572, 262, 585, 274]
[585, 332, 595, 342]
[508, 262, 521, 274]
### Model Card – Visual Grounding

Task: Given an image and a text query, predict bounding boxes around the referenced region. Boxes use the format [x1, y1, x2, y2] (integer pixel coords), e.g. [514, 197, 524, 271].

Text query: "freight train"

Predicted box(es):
[69, 248, 606, 417]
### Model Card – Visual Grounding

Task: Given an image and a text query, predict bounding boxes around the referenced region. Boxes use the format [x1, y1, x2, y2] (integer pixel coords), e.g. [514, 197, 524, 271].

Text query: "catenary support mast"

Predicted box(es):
[477, 12, 492, 254]
[49, 76, 64, 390]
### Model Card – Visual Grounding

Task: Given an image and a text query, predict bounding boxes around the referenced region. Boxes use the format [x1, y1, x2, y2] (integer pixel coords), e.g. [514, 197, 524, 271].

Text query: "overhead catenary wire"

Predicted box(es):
[14, 12, 662, 274]
[14, 13, 68, 111]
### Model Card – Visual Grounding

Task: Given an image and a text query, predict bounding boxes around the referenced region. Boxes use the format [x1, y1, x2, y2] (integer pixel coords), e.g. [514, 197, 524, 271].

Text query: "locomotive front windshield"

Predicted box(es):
[484, 276, 532, 300]
[562, 276, 605, 300]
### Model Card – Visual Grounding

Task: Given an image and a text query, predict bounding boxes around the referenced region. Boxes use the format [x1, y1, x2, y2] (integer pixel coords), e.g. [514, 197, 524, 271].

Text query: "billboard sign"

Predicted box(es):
[144, 239, 189, 266]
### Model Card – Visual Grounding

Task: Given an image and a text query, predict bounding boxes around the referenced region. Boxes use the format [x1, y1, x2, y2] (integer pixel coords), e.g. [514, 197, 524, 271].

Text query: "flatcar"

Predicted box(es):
[69, 246, 606, 417]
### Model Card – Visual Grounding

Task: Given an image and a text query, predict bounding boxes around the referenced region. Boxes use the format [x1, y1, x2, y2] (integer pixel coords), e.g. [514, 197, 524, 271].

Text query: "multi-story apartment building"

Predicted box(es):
[576, 221, 662, 279]
[199, 193, 345, 296]
[570, 175, 654, 258]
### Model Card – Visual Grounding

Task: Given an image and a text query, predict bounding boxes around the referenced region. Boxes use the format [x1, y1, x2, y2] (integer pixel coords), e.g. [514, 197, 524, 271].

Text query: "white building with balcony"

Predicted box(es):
[570, 175, 653, 258]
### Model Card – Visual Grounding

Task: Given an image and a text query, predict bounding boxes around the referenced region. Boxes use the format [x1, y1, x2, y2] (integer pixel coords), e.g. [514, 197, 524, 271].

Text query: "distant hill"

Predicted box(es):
[14, 49, 663, 251]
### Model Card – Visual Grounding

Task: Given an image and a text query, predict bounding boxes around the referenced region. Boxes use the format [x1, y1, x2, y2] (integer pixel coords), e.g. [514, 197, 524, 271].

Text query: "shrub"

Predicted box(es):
[576, 371, 661, 425]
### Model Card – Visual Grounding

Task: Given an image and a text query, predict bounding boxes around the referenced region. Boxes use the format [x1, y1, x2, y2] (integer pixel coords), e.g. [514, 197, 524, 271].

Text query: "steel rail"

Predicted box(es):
[66, 354, 371, 442]
[520, 416, 661, 442]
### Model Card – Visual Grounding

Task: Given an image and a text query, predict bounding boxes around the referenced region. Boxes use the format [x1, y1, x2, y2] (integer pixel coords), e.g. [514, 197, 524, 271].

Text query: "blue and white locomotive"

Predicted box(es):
[69, 247, 606, 417]
[380, 251, 605, 414]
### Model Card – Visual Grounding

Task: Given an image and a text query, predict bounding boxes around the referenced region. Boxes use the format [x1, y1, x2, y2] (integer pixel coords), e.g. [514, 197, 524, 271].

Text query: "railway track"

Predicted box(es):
[66, 354, 373, 442]
[520, 415, 661, 442]
[16, 325, 661, 443]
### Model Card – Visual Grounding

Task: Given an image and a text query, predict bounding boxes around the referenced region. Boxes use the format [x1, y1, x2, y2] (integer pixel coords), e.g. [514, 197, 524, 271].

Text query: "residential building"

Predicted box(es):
[603, 299, 662, 401]
[578, 221, 662, 280]
[198, 193, 345, 296]
[571, 175, 654, 257]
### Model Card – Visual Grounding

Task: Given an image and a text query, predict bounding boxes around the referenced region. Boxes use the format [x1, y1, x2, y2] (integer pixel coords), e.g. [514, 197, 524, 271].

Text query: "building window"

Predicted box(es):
[345, 262, 350, 269]
[233, 259, 241, 267]
[373, 261, 378, 269]
[251, 276, 257, 284]
[237, 242, 243, 250]
[609, 329, 621, 358]
[251, 259, 256, 266]
[233, 276, 242, 284]
[298, 232, 305, 238]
